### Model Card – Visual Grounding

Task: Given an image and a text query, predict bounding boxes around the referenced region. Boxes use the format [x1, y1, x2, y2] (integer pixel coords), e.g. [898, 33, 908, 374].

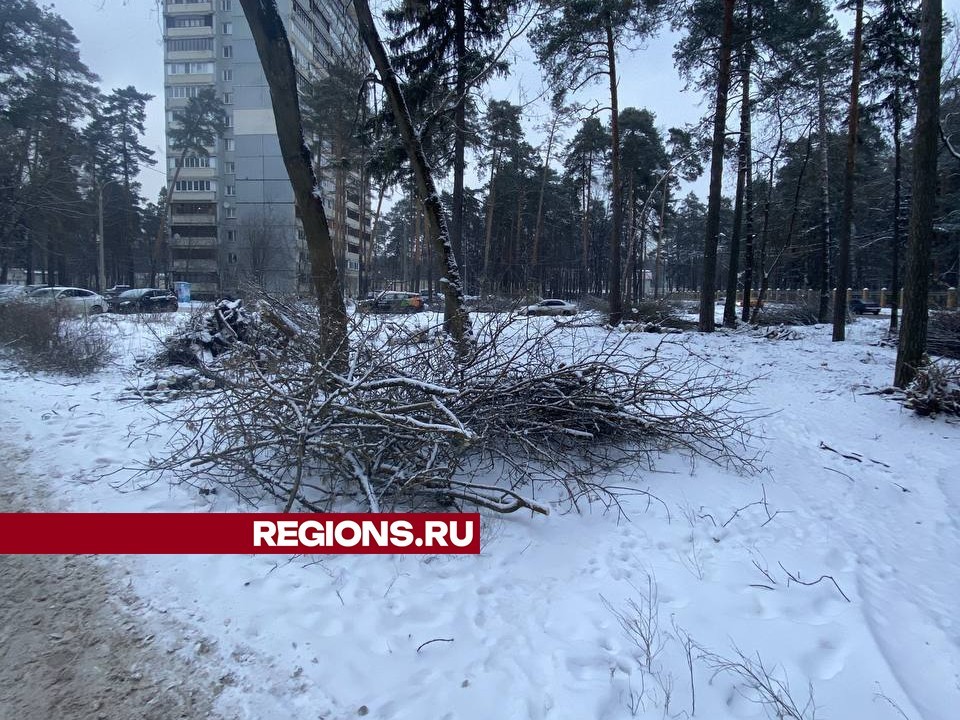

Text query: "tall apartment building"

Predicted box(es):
[163, 0, 369, 299]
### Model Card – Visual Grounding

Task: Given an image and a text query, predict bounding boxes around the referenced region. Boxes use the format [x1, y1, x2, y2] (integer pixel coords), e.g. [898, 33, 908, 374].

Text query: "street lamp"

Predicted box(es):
[96, 177, 120, 292]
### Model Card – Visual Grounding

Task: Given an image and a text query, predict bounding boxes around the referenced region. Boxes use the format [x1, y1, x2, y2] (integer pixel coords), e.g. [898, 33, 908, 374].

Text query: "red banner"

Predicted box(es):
[0, 513, 481, 554]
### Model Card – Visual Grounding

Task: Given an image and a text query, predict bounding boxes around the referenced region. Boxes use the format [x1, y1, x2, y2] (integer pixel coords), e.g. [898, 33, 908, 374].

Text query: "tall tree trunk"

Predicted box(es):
[532, 116, 559, 295]
[605, 16, 624, 325]
[895, 0, 941, 387]
[890, 92, 903, 331]
[817, 74, 832, 323]
[740, 114, 755, 323]
[723, 78, 748, 328]
[451, 0, 466, 271]
[832, 0, 864, 342]
[238, 0, 346, 360]
[654, 180, 669, 299]
[699, 0, 736, 332]
[354, 0, 471, 349]
[623, 176, 635, 310]
[581, 157, 592, 295]
[482, 154, 499, 293]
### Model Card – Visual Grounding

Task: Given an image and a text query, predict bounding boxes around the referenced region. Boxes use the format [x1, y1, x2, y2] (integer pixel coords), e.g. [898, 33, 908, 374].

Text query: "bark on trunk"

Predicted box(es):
[832, 0, 864, 341]
[895, 0, 942, 387]
[890, 96, 902, 331]
[605, 17, 624, 325]
[699, 0, 736, 332]
[817, 74, 832, 323]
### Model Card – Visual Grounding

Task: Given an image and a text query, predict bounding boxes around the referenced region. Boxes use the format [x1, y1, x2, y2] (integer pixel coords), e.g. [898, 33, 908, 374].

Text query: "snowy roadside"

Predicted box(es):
[0, 311, 958, 719]
[0, 439, 225, 720]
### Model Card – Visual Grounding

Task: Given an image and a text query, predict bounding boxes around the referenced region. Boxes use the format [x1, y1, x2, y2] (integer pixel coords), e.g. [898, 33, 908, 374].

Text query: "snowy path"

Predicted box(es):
[0, 315, 957, 719]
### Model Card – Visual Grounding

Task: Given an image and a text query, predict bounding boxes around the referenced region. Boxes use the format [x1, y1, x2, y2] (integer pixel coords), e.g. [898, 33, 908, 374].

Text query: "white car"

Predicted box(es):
[27, 286, 108, 314]
[523, 299, 578, 317]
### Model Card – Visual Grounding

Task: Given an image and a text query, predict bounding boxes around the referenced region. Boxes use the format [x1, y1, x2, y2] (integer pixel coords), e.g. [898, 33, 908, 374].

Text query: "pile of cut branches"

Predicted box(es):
[904, 360, 960, 417]
[143, 296, 758, 515]
[154, 299, 254, 367]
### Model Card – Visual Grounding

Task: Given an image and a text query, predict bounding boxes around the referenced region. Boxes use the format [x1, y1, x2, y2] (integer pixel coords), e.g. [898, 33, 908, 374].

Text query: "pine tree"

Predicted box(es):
[863, 0, 920, 331]
[532, 0, 665, 325]
[894, 0, 941, 387]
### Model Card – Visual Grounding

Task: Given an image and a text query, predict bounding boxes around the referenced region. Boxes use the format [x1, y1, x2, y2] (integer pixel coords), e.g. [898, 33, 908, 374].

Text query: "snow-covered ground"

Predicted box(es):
[1, 308, 957, 720]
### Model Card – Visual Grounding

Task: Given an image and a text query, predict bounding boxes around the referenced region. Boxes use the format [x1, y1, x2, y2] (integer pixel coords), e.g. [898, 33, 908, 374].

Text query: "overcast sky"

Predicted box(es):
[58, 0, 960, 204]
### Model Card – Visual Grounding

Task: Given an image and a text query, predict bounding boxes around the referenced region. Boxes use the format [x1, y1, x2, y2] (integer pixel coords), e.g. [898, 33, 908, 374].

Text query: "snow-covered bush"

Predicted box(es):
[904, 360, 960, 417]
[144, 296, 757, 515]
[0, 300, 112, 375]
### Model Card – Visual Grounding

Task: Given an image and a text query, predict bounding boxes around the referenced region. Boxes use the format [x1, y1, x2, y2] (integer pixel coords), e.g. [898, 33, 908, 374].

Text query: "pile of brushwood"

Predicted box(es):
[154, 299, 253, 367]
[145, 295, 757, 515]
[903, 361, 960, 417]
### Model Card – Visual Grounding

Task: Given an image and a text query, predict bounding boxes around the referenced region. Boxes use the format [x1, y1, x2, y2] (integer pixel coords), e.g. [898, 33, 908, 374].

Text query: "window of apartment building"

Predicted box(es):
[226, 230, 236, 242]
[228, 252, 238, 263]
[222, 45, 233, 58]
[166, 37, 213, 52]
[174, 180, 213, 192]
[223, 113, 233, 128]
[167, 84, 213, 99]
[167, 62, 215, 75]
[166, 14, 212, 29]
[220, 0, 232, 9]
[347, 259, 360, 271]
[224, 206, 236, 218]
[222, 68, 233, 82]
[173, 155, 215, 169]
[222, 91, 232, 104]
[223, 138, 235, 151]
[221, 22, 233, 34]
[224, 161, 235, 174]
[224, 184, 235, 196]
[172, 203, 216, 215]
[348, 244, 360, 256]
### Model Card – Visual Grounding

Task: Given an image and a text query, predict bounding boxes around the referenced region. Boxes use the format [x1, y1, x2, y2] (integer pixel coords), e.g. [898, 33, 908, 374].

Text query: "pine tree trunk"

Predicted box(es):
[817, 74, 832, 323]
[605, 17, 624, 325]
[451, 0, 466, 272]
[699, 0, 736, 332]
[895, 0, 941, 387]
[832, 0, 864, 342]
[623, 176, 636, 310]
[654, 180, 669, 299]
[723, 70, 748, 328]
[890, 94, 902, 331]
[740, 116, 755, 323]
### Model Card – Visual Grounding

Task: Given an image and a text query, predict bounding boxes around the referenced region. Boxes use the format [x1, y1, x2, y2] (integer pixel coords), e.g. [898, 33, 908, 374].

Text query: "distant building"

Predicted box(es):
[163, 0, 370, 298]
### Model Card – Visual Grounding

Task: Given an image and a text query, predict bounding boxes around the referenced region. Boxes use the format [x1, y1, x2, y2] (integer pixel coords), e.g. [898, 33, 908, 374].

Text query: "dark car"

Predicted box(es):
[849, 298, 881, 315]
[110, 288, 179, 314]
[104, 284, 132, 299]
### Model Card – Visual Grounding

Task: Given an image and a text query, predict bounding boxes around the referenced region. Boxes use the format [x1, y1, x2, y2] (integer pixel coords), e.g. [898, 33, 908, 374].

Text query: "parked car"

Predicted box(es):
[363, 291, 424, 314]
[522, 299, 578, 317]
[109, 288, 179, 314]
[103, 284, 132, 299]
[849, 298, 881, 315]
[26, 286, 108, 314]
